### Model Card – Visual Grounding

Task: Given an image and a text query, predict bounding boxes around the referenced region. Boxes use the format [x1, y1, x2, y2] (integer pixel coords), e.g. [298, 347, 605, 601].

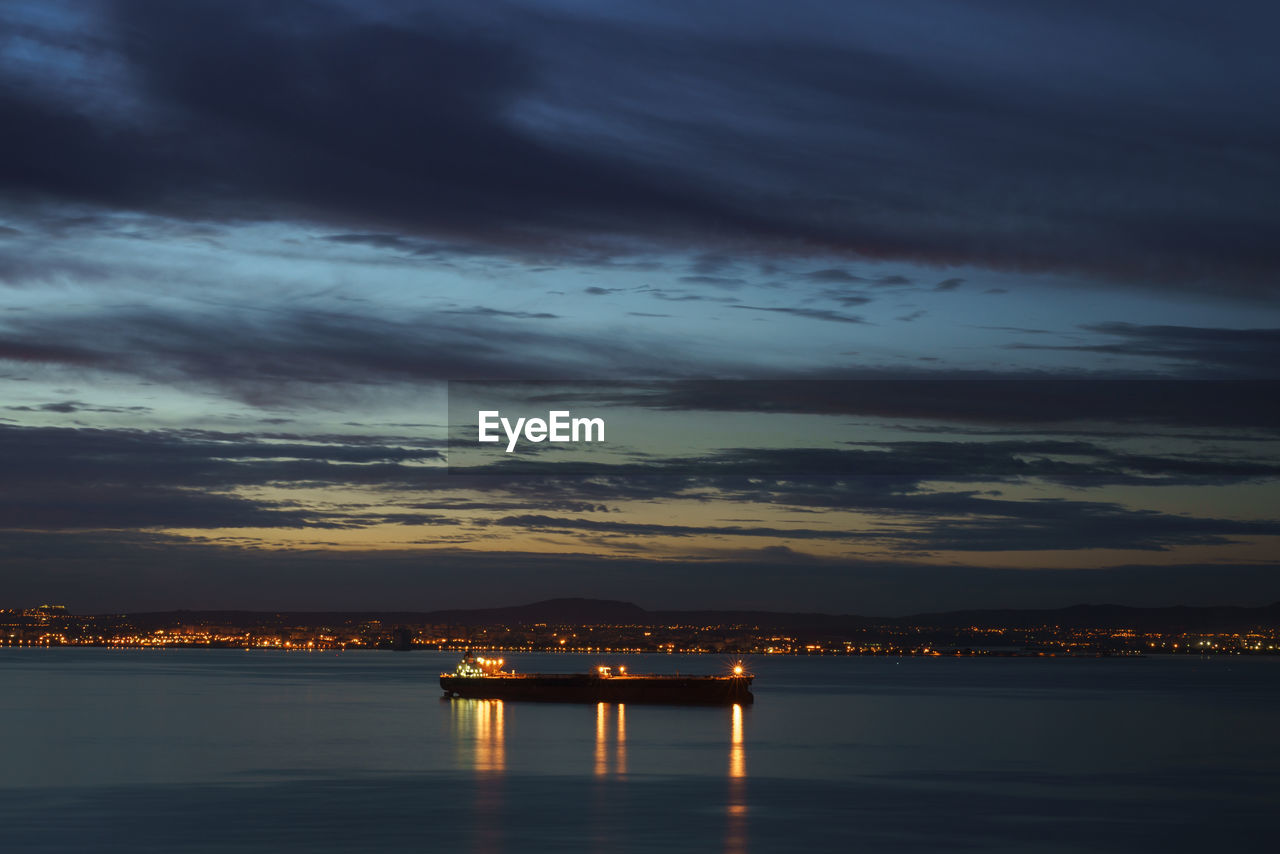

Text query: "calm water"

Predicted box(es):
[1, 649, 1277, 853]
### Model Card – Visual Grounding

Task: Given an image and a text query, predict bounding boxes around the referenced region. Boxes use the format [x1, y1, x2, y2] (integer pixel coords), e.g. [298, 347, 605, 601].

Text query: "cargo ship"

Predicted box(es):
[440, 652, 754, 705]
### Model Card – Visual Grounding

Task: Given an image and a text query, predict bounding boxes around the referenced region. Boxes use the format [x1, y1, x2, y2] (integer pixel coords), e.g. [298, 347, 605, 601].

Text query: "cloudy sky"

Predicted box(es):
[1, 0, 1277, 613]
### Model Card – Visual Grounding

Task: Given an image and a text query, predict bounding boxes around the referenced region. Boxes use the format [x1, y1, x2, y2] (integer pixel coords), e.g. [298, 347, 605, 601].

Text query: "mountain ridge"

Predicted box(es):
[89, 597, 1280, 632]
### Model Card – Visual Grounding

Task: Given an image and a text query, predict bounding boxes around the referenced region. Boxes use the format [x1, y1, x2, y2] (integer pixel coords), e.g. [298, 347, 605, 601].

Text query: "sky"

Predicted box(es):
[1, 0, 1277, 614]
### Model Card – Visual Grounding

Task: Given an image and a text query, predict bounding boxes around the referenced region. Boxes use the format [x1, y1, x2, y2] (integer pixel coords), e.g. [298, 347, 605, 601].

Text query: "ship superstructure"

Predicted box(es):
[440, 652, 753, 705]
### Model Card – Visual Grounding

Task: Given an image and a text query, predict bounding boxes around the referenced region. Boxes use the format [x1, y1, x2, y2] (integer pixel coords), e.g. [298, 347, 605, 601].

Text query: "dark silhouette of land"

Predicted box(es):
[75, 597, 1280, 632]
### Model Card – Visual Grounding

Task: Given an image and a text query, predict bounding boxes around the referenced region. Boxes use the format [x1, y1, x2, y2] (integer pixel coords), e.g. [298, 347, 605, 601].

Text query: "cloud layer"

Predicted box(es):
[2, 0, 1279, 293]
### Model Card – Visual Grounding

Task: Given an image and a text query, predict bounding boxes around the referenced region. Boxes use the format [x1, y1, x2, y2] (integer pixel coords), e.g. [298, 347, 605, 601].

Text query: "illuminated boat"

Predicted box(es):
[440, 651, 754, 705]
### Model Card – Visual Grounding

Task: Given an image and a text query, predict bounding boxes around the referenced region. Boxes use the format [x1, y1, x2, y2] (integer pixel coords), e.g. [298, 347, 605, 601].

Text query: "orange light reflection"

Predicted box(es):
[726, 703, 748, 854]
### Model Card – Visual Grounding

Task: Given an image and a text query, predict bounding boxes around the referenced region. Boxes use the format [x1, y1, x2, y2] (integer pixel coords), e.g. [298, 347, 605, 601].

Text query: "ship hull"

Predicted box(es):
[440, 673, 753, 705]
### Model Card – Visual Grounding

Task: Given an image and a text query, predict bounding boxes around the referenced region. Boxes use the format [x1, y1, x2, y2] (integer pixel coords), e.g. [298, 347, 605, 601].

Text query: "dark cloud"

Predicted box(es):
[322, 233, 432, 253]
[409, 499, 610, 514]
[730, 305, 867, 324]
[0, 415, 1274, 607]
[2, 527, 1276, 613]
[916, 507, 1280, 553]
[608, 379, 1280, 430]
[487, 513, 859, 541]
[0, 485, 346, 531]
[484, 500, 1280, 553]
[699, 444, 1280, 492]
[678, 275, 747, 289]
[0, 1, 1275, 293]
[0, 249, 119, 286]
[1009, 323, 1280, 375]
[5, 400, 150, 414]
[649, 290, 732, 303]
[0, 338, 112, 366]
[6, 421, 1273, 546]
[0, 1, 743, 259]
[0, 306, 722, 402]
[804, 269, 865, 283]
[0, 422, 441, 494]
[975, 325, 1052, 334]
[819, 288, 874, 307]
[439, 306, 559, 320]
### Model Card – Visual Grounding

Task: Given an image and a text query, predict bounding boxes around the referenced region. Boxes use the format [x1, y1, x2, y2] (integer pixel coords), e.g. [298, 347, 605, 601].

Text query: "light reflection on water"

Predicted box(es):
[451, 699, 506, 854]
[453, 698, 506, 774]
[452, 697, 750, 852]
[594, 701, 609, 777]
[587, 701, 633, 779]
[617, 702, 627, 778]
[727, 703, 747, 854]
[2, 650, 1279, 853]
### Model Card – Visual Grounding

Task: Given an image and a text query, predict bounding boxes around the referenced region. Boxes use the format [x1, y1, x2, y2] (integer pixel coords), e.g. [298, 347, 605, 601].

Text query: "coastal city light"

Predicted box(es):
[4, 605, 1275, 657]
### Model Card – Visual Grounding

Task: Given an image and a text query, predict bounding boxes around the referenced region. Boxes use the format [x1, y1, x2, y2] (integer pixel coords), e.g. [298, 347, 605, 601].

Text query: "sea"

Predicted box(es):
[1, 649, 1277, 853]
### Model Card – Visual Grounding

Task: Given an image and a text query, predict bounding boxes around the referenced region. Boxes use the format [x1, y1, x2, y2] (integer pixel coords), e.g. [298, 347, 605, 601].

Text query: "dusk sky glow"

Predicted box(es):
[1, 0, 1278, 613]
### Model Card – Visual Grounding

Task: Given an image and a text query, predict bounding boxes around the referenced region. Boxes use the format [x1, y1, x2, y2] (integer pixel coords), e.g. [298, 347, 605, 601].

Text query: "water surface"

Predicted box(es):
[2, 649, 1276, 852]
